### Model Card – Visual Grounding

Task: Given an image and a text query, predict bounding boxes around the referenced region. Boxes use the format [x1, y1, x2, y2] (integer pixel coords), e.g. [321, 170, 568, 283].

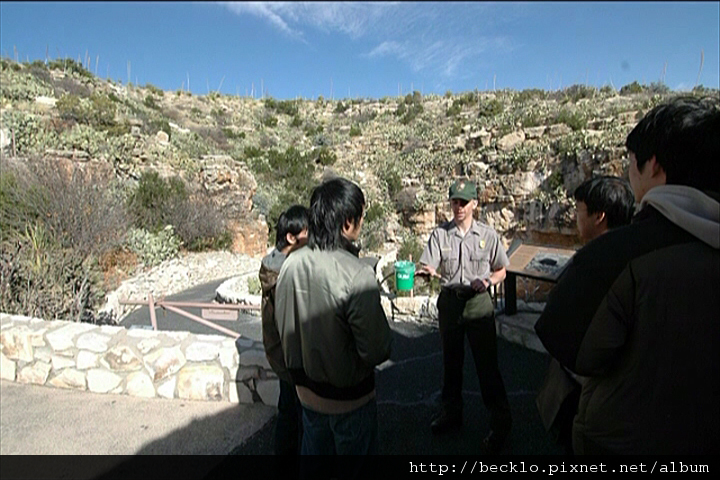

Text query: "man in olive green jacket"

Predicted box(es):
[275, 177, 391, 469]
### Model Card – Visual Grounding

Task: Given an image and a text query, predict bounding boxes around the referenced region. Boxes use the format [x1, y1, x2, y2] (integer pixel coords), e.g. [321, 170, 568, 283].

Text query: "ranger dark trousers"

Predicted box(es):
[437, 288, 512, 436]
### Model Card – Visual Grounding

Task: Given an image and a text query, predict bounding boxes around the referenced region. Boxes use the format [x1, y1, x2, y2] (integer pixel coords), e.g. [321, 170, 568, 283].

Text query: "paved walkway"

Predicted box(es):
[0, 379, 275, 478]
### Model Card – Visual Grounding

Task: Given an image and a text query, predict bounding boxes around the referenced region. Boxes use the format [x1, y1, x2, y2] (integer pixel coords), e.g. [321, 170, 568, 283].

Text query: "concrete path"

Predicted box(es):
[0, 379, 275, 478]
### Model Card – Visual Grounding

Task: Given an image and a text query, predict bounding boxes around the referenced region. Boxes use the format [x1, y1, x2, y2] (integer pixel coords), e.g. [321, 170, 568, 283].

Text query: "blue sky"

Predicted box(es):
[1, 2, 718, 100]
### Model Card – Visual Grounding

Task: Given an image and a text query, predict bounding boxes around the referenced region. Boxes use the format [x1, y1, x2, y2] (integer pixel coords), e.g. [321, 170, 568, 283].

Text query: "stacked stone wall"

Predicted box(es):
[0, 313, 279, 406]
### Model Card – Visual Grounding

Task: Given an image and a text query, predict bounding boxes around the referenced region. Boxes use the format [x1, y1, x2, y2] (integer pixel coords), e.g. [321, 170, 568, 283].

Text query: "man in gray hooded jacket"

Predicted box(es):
[535, 96, 719, 455]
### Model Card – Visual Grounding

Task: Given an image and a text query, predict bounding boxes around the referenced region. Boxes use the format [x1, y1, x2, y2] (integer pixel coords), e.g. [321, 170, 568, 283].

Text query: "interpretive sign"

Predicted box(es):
[504, 243, 577, 315]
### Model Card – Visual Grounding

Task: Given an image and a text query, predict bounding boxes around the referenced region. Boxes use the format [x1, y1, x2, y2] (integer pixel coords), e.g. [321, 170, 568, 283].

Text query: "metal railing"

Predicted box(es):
[119, 293, 260, 339]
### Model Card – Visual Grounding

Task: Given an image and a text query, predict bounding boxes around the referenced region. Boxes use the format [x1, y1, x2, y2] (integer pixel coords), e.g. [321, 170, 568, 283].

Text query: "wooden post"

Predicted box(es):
[409, 254, 413, 298]
[504, 273, 517, 315]
[148, 293, 158, 331]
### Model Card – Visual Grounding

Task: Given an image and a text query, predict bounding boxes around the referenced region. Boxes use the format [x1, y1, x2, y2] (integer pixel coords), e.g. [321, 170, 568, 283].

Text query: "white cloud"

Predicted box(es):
[217, 2, 397, 39]
[218, 2, 520, 81]
[219, 2, 302, 38]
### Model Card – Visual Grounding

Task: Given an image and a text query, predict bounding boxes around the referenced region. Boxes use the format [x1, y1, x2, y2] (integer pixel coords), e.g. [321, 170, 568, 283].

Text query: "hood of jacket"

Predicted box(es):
[641, 185, 720, 249]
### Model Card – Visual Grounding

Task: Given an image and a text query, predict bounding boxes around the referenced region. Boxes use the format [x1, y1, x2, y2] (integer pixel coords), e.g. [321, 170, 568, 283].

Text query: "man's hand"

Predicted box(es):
[471, 278, 489, 292]
[416, 264, 441, 279]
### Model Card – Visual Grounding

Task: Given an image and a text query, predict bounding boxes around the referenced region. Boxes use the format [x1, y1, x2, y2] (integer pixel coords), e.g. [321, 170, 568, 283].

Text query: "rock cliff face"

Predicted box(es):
[2, 58, 714, 258]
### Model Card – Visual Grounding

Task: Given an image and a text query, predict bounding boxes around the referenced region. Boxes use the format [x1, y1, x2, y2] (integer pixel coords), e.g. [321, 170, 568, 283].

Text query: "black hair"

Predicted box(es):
[307, 177, 365, 252]
[573, 176, 635, 229]
[275, 204, 309, 251]
[626, 96, 720, 193]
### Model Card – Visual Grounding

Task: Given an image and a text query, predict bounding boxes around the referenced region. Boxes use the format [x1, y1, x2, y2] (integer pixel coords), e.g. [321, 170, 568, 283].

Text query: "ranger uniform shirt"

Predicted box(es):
[419, 220, 509, 288]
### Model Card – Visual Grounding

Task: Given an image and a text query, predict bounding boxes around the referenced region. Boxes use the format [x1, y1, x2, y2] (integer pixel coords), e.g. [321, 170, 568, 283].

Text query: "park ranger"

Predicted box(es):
[417, 179, 512, 454]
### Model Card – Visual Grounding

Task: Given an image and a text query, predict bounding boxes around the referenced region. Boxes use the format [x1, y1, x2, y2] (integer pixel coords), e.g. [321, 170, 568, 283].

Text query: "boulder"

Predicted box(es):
[497, 131, 526, 152]
[547, 124, 572, 137]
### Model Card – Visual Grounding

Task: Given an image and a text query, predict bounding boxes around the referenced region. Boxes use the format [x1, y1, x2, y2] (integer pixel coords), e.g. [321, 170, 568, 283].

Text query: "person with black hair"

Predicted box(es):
[536, 175, 633, 455]
[573, 176, 635, 243]
[275, 177, 391, 465]
[535, 96, 720, 454]
[259, 204, 309, 456]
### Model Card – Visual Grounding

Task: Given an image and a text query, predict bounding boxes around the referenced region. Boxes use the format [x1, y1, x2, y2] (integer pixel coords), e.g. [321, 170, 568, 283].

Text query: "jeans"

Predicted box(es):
[274, 379, 303, 456]
[437, 289, 512, 435]
[299, 398, 378, 479]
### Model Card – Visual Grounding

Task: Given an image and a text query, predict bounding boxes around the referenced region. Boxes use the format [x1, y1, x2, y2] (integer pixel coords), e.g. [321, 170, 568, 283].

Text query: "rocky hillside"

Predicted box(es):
[2, 57, 717, 258]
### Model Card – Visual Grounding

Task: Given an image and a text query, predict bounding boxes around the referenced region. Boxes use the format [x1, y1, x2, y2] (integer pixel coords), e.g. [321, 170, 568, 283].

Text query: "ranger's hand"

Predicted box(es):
[471, 278, 489, 292]
[416, 265, 441, 279]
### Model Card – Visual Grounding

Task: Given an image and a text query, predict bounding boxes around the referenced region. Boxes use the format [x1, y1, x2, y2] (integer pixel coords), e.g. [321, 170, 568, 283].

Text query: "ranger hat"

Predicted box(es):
[449, 180, 478, 202]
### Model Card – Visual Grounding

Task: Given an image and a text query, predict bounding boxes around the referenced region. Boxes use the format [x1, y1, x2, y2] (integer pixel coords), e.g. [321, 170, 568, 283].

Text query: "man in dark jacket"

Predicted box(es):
[535, 96, 720, 454]
[259, 205, 308, 456]
[536, 175, 634, 455]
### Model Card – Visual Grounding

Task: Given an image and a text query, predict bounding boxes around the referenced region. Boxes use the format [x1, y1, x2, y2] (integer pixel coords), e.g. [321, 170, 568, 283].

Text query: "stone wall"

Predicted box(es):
[0, 313, 279, 407]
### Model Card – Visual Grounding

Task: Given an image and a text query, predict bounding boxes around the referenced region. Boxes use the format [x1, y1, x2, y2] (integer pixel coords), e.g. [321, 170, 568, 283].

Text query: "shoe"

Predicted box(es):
[483, 430, 507, 454]
[430, 411, 462, 434]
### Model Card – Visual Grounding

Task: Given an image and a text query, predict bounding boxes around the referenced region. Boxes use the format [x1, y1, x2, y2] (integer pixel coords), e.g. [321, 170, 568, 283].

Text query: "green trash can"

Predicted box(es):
[394, 261, 415, 291]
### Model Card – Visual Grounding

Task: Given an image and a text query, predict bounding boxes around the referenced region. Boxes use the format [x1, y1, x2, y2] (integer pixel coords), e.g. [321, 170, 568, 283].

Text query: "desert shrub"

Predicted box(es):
[562, 84, 596, 102]
[191, 126, 228, 150]
[0, 160, 44, 234]
[56, 94, 84, 122]
[620, 81, 644, 95]
[349, 124, 362, 137]
[261, 114, 278, 128]
[1, 157, 128, 257]
[290, 115, 303, 127]
[334, 102, 350, 114]
[253, 147, 322, 237]
[51, 75, 92, 98]
[360, 218, 386, 253]
[646, 82, 670, 94]
[222, 127, 246, 140]
[514, 88, 547, 104]
[521, 111, 544, 128]
[244, 145, 263, 159]
[126, 170, 188, 232]
[170, 131, 213, 164]
[0, 66, 54, 101]
[395, 92, 424, 124]
[143, 94, 159, 109]
[313, 133, 330, 147]
[125, 225, 181, 266]
[554, 109, 587, 131]
[59, 124, 107, 157]
[28, 63, 53, 84]
[397, 235, 423, 263]
[0, 110, 56, 155]
[0, 225, 106, 322]
[259, 133, 277, 149]
[477, 99, 503, 118]
[379, 165, 403, 200]
[56, 93, 116, 127]
[446, 101, 462, 117]
[48, 58, 93, 79]
[148, 119, 171, 140]
[165, 193, 232, 251]
[304, 123, 324, 137]
[313, 147, 337, 166]
[265, 98, 300, 116]
[145, 83, 164, 96]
